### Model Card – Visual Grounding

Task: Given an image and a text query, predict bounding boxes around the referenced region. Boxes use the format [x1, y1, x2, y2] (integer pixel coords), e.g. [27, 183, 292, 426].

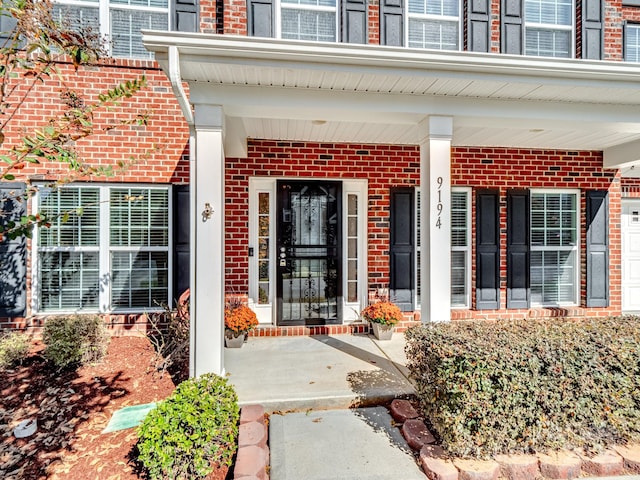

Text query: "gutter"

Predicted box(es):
[145, 32, 640, 86]
[168, 45, 194, 126]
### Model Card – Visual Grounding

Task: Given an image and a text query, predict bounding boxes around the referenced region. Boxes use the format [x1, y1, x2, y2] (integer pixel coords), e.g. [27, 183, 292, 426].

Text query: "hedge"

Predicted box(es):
[405, 316, 640, 458]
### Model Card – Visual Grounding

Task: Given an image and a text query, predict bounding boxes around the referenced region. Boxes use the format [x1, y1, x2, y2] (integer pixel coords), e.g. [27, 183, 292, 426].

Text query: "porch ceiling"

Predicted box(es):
[143, 32, 640, 173]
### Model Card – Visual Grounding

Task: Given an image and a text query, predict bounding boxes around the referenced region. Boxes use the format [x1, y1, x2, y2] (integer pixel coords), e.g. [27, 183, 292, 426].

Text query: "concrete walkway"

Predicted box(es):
[224, 333, 414, 413]
[225, 333, 420, 480]
[270, 407, 425, 480]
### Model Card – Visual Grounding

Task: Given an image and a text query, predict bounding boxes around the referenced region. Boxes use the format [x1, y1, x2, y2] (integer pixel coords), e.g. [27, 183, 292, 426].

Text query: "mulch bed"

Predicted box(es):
[0, 335, 230, 480]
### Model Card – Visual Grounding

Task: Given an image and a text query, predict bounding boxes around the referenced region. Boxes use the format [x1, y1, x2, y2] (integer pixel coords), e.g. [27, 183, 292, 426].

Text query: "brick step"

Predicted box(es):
[249, 320, 421, 337]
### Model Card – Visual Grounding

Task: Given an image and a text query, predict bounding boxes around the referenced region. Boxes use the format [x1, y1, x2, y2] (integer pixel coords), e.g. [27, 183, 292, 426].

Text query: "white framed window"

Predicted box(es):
[53, 0, 170, 59]
[625, 24, 640, 62]
[248, 178, 276, 324]
[342, 179, 367, 320]
[451, 188, 471, 308]
[407, 0, 461, 50]
[530, 189, 579, 306]
[524, 0, 574, 58]
[277, 0, 338, 42]
[33, 184, 171, 313]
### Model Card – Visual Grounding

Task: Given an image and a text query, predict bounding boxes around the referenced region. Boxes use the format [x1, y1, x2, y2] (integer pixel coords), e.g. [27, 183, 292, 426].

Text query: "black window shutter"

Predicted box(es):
[173, 0, 199, 32]
[173, 185, 190, 302]
[380, 0, 404, 46]
[476, 189, 500, 309]
[582, 0, 603, 60]
[342, 0, 367, 44]
[506, 189, 529, 309]
[468, 0, 490, 52]
[0, 183, 26, 316]
[0, 1, 17, 42]
[586, 190, 609, 307]
[247, 0, 274, 37]
[501, 0, 523, 54]
[389, 187, 414, 311]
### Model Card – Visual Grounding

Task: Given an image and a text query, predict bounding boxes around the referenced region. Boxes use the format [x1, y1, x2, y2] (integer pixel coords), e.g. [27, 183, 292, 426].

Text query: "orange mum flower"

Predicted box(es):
[361, 301, 402, 326]
[224, 305, 259, 334]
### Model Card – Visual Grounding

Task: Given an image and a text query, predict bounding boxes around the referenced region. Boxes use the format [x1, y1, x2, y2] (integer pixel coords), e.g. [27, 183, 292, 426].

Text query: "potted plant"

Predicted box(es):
[224, 304, 259, 348]
[361, 301, 402, 340]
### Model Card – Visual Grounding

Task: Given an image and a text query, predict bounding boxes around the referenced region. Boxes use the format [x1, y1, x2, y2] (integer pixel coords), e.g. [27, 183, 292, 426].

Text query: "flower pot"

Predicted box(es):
[225, 332, 246, 348]
[371, 322, 394, 341]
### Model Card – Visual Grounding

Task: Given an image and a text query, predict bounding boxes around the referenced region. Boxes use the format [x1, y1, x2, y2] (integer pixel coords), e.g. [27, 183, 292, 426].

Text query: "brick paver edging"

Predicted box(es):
[390, 399, 640, 480]
[233, 405, 270, 480]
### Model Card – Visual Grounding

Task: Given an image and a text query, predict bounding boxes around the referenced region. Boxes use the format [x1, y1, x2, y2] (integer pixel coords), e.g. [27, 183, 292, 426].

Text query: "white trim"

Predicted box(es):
[342, 179, 368, 322]
[529, 188, 580, 307]
[451, 187, 471, 309]
[621, 199, 640, 312]
[415, 188, 421, 310]
[275, 0, 339, 42]
[248, 177, 277, 324]
[143, 31, 640, 82]
[406, 0, 462, 51]
[247, 176, 367, 324]
[31, 183, 173, 315]
[99, 185, 111, 312]
[523, 0, 576, 59]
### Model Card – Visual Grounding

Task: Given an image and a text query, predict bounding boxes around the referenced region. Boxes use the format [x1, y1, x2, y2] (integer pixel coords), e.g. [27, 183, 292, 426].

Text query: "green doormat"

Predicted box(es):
[102, 402, 157, 433]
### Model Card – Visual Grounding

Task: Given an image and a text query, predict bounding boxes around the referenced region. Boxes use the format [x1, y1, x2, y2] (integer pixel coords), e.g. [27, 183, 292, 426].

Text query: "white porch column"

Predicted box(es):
[190, 104, 225, 377]
[420, 116, 453, 322]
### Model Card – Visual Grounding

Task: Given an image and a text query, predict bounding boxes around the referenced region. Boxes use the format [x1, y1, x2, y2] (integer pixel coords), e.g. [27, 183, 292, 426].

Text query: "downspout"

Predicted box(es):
[168, 45, 197, 378]
[168, 46, 194, 126]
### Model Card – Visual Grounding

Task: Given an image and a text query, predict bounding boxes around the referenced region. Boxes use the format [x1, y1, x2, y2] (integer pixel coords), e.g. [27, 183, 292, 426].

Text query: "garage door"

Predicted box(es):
[622, 200, 640, 312]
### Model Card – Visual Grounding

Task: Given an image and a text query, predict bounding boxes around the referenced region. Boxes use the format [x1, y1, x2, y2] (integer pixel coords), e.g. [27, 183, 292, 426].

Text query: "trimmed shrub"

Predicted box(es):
[405, 317, 640, 458]
[0, 330, 30, 369]
[136, 373, 239, 480]
[42, 315, 109, 369]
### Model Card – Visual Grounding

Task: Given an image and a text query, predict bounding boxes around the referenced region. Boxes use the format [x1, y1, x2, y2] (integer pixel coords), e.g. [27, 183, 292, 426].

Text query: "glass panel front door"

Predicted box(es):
[277, 181, 341, 325]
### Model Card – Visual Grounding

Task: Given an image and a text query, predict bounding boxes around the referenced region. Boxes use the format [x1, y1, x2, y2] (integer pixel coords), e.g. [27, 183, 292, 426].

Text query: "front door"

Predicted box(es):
[276, 181, 342, 325]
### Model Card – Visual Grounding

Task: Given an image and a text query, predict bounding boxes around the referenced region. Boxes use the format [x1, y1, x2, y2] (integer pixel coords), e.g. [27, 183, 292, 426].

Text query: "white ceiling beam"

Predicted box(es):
[223, 115, 248, 157]
[190, 83, 640, 131]
[604, 139, 640, 169]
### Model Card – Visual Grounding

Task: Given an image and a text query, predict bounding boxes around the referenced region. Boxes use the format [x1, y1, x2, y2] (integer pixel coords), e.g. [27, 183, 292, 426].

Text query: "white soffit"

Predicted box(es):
[143, 32, 640, 167]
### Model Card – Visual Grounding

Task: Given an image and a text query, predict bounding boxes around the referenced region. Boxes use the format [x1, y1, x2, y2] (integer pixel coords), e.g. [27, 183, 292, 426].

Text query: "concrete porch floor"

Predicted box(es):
[223, 332, 415, 413]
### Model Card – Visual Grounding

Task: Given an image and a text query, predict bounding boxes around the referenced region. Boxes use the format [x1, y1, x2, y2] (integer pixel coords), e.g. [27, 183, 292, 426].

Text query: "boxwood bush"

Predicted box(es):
[42, 315, 109, 369]
[0, 330, 30, 369]
[405, 317, 640, 458]
[137, 373, 239, 479]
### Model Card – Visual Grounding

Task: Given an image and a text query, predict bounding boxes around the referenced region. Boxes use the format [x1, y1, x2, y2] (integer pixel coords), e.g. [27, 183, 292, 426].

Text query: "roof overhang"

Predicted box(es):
[143, 32, 640, 174]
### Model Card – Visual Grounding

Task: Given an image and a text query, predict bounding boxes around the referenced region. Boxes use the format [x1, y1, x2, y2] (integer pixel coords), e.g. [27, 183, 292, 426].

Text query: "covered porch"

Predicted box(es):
[143, 32, 640, 376]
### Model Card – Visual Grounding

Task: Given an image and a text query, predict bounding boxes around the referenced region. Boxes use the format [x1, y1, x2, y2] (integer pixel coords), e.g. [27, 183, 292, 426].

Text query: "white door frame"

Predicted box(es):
[248, 177, 368, 324]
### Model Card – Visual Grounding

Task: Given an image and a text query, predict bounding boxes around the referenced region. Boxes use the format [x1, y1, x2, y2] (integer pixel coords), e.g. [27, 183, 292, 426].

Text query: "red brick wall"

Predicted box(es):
[369, 1, 380, 44]
[2, 59, 189, 184]
[223, 0, 248, 34]
[227, 140, 624, 321]
[452, 148, 622, 320]
[225, 140, 421, 292]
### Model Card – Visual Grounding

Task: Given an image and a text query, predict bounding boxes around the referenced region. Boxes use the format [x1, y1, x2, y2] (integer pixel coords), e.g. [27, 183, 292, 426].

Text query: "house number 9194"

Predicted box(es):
[435, 176, 443, 229]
